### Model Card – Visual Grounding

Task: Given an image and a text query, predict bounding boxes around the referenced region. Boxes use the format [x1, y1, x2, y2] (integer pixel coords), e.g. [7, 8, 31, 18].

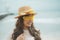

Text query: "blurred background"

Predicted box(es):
[0, 0, 60, 40]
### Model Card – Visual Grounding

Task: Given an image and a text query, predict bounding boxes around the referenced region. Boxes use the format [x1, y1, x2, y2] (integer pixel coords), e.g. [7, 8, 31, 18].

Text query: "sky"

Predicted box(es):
[0, 0, 60, 13]
[0, 0, 60, 40]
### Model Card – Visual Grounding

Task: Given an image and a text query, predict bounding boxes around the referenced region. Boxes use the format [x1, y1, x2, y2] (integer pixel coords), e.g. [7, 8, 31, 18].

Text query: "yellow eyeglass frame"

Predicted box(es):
[23, 15, 34, 20]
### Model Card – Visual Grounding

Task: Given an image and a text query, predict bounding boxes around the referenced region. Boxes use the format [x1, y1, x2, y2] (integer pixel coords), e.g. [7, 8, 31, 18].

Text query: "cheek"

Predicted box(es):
[24, 20, 28, 26]
[24, 20, 32, 27]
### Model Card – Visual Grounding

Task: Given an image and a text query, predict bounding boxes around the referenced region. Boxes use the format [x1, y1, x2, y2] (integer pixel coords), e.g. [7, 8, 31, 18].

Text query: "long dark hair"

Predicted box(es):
[12, 16, 41, 40]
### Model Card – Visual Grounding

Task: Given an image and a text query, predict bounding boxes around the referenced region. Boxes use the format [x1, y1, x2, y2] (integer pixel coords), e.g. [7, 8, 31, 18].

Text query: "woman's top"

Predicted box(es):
[23, 29, 34, 40]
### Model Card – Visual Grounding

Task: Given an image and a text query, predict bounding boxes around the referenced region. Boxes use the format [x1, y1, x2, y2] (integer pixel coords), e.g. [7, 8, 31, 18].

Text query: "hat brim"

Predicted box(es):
[15, 13, 36, 18]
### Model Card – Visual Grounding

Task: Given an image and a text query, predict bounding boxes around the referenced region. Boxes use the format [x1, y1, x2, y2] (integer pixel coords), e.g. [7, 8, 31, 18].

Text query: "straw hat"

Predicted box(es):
[15, 6, 36, 18]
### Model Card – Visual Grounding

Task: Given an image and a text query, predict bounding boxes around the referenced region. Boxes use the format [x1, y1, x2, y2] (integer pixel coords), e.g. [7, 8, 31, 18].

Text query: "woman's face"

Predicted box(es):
[23, 15, 34, 28]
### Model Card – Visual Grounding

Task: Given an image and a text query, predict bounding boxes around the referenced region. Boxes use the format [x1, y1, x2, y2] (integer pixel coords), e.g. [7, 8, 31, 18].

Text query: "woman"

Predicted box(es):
[12, 6, 41, 40]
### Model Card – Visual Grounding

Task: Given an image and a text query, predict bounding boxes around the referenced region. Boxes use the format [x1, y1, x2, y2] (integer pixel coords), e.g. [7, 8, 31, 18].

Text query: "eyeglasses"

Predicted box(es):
[23, 15, 34, 20]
